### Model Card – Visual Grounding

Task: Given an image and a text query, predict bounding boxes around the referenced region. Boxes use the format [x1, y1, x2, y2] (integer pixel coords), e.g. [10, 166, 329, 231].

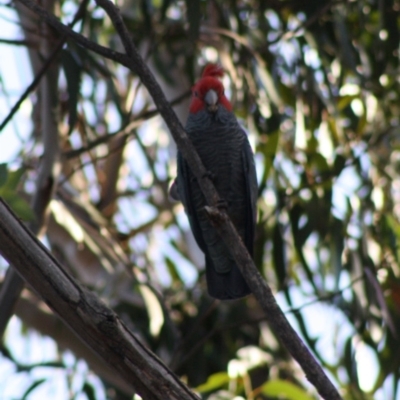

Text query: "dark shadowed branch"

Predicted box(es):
[11, 0, 343, 399]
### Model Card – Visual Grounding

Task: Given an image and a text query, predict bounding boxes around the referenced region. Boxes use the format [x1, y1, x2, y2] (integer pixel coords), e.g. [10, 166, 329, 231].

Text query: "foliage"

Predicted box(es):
[1, 0, 400, 399]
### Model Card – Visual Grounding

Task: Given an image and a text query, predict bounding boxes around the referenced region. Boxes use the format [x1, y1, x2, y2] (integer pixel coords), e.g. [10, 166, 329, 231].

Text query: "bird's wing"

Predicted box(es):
[241, 136, 258, 256]
[177, 151, 208, 253]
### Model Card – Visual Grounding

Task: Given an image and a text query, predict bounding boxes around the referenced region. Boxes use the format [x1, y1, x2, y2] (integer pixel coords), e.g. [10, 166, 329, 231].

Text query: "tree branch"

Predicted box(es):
[0, 199, 198, 400]
[0, 38, 34, 46]
[13, 0, 342, 399]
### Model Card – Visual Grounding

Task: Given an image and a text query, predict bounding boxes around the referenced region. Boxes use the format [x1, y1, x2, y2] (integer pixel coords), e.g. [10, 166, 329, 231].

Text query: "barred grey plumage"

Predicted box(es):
[177, 103, 257, 300]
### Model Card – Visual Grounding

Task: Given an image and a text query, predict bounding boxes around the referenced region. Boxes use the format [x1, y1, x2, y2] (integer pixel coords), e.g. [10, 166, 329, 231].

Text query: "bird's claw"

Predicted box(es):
[190, 171, 216, 183]
[217, 199, 228, 210]
[203, 170, 216, 182]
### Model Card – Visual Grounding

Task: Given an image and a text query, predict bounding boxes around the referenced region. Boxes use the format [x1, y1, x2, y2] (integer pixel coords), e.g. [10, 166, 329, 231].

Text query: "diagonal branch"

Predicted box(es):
[0, 199, 198, 400]
[13, 0, 342, 399]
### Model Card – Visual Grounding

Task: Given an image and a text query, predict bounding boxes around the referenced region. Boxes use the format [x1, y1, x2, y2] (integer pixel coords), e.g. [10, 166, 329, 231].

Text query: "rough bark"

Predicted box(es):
[0, 199, 198, 400]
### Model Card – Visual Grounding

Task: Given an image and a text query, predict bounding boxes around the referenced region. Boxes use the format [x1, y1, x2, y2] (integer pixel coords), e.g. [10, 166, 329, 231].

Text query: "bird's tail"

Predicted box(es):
[205, 255, 251, 300]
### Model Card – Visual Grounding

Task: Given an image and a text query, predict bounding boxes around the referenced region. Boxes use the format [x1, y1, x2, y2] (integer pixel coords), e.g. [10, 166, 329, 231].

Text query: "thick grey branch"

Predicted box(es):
[0, 199, 198, 400]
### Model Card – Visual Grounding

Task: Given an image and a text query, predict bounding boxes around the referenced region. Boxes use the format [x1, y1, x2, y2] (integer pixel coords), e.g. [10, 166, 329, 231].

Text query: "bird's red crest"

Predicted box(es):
[189, 64, 232, 113]
[202, 64, 225, 79]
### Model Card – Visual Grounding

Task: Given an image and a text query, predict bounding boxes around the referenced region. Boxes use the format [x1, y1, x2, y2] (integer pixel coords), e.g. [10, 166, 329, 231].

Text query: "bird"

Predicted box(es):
[172, 64, 258, 300]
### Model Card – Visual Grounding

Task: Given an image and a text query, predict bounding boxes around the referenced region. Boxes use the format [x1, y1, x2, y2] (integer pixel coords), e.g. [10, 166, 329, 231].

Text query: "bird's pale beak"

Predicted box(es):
[204, 89, 218, 112]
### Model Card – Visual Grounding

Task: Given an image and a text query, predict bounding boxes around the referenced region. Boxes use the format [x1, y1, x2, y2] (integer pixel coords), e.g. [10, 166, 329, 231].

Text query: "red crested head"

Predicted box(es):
[189, 64, 233, 114]
[201, 64, 225, 79]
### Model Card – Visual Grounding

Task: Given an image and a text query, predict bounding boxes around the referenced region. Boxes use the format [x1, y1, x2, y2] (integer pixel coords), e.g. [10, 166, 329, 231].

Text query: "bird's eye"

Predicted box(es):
[194, 91, 199, 97]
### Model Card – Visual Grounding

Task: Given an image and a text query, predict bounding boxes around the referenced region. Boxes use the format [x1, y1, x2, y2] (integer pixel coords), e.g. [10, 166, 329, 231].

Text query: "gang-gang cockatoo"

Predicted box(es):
[171, 64, 258, 300]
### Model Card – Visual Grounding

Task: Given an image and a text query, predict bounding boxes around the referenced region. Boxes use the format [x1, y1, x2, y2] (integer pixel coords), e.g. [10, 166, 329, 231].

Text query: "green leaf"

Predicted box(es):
[333, 154, 346, 177]
[344, 337, 355, 383]
[273, 222, 287, 288]
[185, 0, 201, 42]
[82, 382, 96, 400]
[18, 360, 65, 372]
[261, 379, 315, 400]
[337, 95, 359, 111]
[383, 215, 400, 262]
[0, 167, 25, 191]
[21, 378, 46, 400]
[0, 163, 7, 187]
[289, 203, 317, 292]
[61, 48, 82, 133]
[0, 166, 33, 220]
[165, 256, 183, 284]
[0, 189, 35, 221]
[196, 372, 230, 393]
[330, 217, 344, 290]
[258, 130, 279, 180]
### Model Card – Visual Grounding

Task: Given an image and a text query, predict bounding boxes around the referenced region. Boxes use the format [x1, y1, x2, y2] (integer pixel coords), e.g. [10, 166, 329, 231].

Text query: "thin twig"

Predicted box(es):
[0, 40, 62, 133]
[0, 38, 34, 46]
